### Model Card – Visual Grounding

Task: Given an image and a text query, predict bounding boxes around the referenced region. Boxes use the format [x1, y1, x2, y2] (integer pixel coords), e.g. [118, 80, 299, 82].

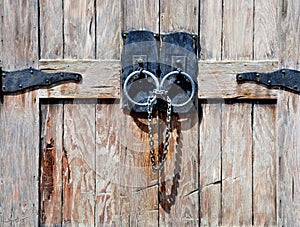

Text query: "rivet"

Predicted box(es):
[2, 85, 6, 90]
[282, 69, 286, 74]
[268, 80, 271, 84]
[19, 84, 23, 89]
[75, 75, 80, 80]
[2, 73, 5, 78]
[256, 73, 260, 81]
[153, 33, 159, 39]
[238, 74, 243, 80]
[294, 85, 298, 90]
[30, 70, 33, 74]
[46, 79, 50, 84]
[192, 35, 197, 40]
[60, 72, 64, 78]
[122, 33, 128, 39]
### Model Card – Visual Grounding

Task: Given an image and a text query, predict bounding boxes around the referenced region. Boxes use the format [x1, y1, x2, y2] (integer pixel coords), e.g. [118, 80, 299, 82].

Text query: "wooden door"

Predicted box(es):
[0, 0, 299, 226]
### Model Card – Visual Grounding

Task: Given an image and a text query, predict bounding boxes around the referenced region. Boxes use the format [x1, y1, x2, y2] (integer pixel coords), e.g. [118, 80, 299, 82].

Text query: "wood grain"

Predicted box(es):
[0, 1, 39, 226]
[159, 1, 199, 225]
[63, 101, 96, 225]
[222, 0, 254, 60]
[253, 104, 277, 225]
[96, 0, 121, 59]
[119, 1, 159, 225]
[280, 0, 300, 68]
[277, 93, 300, 226]
[221, 103, 252, 225]
[38, 59, 278, 100]
[122, 0, 159, 32]
[160, 0, 198, 33]
[1, 0, 38, 69]
[278, 0, 300, 225]
[39, 101, 64, 225]
[39, 0, 63, 59]
[253, 0, 279, 60]
[199, 104, 222, 226]
[199, 0, 223, 60]
[95, 100, 120, 225]
[64, 0, 95, 59]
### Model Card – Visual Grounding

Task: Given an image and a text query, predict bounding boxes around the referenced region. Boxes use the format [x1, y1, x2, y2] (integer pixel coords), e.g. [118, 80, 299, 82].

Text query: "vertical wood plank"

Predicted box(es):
[199, 0, 223, 60]
[39, 0, 63, 59]
[278, 0, 300, 225]
[253, 0, 279, 60]
[159, 1, 199, 225]
[221, 103, 252, 225]
[120, 0, 160, 225]
[96, 0, 121, 59]
[253, 104, 277, 225]
[95, 100, 120, 225]
[280, 0, 300, 68]
[277, 94, 300, 226]
[199, 104, 222, 226]
[160, 0, 198, 33]
[63, 101, 96, 226]
[122, 0, 159, 31]
[64, 0, 95, 59]
[2, 0, 38, 69]
[0, 1, 39, 226]
[222, 0, 253, 60]
[40, 101, 63, 225]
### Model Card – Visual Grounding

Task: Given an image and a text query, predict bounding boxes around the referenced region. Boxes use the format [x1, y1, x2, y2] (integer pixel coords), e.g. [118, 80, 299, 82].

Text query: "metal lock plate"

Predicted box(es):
[121, 30, 159, 112]
[160, 32, 198, 113]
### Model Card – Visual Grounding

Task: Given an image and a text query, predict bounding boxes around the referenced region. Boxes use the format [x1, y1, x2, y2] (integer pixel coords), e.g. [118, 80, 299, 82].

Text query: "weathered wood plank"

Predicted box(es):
[96, 0, 121, 59]
[222, 0, 254, 60]
[278, 0, 300, 225]
[0, 93, 39, 227]
[64, 0, 95, 59]
[39, 0, 63, 59]
[280, 0, 300, 68]
[38, 59, 278, 100]
[221, 103, 252, 225]
[277, 93, 300, 226]
[0, 1, 39, 226]
[159, 1, 199, 225]
[253, 104, 277, 225]
[2, 0, 38, 69]
[63, 101, 96, 225]
[39, 101, 64, 225]
[253, 0, 279, 60]
[95, 100, 120, 225]
[119, 1, 159, 225]
[199, 103, 222, 226]
[122, 0, 159, 32]
[199, 0, 223, 60]
[160, 0, 198, 33]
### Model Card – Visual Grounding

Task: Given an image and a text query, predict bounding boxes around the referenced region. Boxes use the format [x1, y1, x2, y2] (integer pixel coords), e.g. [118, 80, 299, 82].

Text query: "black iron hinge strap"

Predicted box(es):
[1, 67, 82, 94]
[237, 69, 300, 93]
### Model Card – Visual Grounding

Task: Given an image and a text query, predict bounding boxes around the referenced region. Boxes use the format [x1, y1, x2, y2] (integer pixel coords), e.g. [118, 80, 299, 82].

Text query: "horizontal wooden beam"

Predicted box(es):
[38, 59, 279, 99]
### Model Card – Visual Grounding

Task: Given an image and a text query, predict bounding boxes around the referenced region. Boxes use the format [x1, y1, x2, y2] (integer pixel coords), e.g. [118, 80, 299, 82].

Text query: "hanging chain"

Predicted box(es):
[147, 92, 172, 171]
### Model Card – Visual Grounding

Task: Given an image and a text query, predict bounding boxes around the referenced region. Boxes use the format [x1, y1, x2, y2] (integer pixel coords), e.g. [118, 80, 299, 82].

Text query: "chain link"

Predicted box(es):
[147, 93, 172, 171]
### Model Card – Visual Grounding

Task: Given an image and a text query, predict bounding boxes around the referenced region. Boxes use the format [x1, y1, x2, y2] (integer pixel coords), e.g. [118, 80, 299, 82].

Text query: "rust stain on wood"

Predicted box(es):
[41, 138, 55, 201]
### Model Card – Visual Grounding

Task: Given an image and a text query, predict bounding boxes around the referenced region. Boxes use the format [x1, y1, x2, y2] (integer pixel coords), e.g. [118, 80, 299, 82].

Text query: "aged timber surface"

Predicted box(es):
[38, 60, 278, 100]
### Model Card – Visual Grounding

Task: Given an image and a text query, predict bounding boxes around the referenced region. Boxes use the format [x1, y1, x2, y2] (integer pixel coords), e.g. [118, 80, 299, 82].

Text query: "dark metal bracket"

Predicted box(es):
[236, 69, 300, 93]
[121, 30, 199, 113]
[0, 67, 82, 100]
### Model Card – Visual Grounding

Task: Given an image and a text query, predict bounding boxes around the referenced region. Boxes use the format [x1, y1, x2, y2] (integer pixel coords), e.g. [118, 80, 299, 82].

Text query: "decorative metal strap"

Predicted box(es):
[1, 67, 82, 94]
[236, 69, 300, 93]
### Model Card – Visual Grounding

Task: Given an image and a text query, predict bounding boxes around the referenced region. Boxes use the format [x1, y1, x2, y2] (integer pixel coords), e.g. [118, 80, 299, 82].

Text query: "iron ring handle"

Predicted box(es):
[123, 69, 160, 106]
[160, 70, 196, 107]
